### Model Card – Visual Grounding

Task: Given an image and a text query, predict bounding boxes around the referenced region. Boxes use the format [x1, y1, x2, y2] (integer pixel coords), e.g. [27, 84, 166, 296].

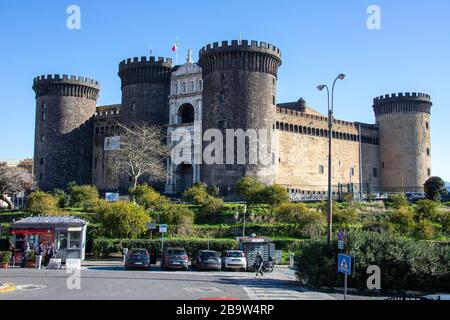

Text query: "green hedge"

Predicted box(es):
[193, 223, 306, 238]
[294, 231, 450, 292]
[93, 238, 239, 258]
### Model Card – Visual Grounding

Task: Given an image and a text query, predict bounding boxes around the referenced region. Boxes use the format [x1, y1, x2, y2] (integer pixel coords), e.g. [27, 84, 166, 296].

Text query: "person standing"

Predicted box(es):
[45, 243, 55, 267]
[254, 251, 264, 278]
[35, 242, 44, 269]
[21, 242, 30, 268]
[10, 242, 16, 267]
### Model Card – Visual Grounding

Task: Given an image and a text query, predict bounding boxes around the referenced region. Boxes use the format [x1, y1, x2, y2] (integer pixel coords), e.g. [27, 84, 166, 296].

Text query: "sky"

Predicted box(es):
[0, 0, 449, 181]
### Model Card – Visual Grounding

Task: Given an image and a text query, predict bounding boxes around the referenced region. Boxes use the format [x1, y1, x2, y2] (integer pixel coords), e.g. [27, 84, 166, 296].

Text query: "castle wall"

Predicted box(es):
[274, 109, 365, 194]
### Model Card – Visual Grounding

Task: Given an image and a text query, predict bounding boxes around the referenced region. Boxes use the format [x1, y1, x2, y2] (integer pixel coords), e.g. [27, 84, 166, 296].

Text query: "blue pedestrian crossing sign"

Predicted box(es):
[338, 254, 352, 275]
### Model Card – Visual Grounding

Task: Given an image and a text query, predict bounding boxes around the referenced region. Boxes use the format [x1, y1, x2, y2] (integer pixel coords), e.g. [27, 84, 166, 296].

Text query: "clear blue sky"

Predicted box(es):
[1, 0, 449, 181]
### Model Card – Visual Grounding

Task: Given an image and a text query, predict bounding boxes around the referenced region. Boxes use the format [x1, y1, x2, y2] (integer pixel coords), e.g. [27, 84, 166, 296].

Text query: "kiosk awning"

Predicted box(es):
[11, 229, 52, 235]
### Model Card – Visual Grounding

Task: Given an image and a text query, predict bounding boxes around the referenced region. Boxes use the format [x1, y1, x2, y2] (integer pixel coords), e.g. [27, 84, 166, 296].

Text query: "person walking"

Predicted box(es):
[254, 251, 264, 278]
[35, 242, 44, 269]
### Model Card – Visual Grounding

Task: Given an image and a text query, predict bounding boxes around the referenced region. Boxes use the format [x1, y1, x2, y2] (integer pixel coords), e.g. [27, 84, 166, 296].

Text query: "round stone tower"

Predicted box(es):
[33, 74, 100, 191]
[199, 40, 282, 191]
[373, 92, 432, 193]
[118, 56, 173, 126]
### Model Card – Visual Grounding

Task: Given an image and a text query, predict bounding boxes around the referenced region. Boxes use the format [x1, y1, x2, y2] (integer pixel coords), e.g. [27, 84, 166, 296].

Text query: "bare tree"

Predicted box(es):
[0, 166, 34, 209]
[114, 123, 170, 189]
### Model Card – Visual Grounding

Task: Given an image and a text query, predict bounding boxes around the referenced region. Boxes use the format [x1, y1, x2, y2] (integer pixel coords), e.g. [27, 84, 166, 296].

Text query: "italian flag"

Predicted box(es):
[171, 41, 179, 52]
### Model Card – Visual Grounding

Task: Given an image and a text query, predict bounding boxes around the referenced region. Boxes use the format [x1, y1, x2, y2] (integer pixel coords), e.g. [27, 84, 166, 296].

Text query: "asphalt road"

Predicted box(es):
[0, 266, 382, 300]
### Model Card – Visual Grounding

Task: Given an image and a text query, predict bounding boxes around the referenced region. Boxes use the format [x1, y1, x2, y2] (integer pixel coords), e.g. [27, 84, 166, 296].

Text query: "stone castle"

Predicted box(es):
[33, 40, 433, 199]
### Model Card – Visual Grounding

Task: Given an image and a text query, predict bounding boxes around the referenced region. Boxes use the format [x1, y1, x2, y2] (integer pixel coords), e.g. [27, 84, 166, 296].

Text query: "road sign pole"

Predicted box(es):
[161, 233, 164, 253]
[344, 273, 348, 300]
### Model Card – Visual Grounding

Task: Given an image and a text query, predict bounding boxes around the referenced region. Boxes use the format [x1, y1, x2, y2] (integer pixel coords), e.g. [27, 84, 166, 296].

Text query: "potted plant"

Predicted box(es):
[25, 251, 36, 268]
[0, 251, 12, 269]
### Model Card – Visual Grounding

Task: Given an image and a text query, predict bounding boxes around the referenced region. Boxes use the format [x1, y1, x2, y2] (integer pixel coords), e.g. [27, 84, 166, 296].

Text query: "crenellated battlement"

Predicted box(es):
[32, 74, 100, 100]
[33, 74, 100, 88]
[199, 40, 281, 58]
[373, 92, 432, 116]
[373, 92, 431, 104]
[119, 56, 173, 70]
[118, 56, 173, 87]
[199, 40, 282, 77]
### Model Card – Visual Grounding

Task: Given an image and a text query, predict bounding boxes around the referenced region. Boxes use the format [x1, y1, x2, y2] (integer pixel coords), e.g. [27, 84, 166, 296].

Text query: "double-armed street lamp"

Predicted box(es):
[317, 73, 346, 245]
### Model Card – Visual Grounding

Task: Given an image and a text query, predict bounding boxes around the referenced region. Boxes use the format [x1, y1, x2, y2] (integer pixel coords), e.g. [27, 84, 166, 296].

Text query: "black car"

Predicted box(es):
[192, 250, 221, 271]
[124, 249, 151, 270]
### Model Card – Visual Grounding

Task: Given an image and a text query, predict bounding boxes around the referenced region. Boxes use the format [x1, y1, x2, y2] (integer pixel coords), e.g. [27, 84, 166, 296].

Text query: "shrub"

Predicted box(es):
[260, 184, 290, 207]
[235, 177, 265, 202]
[50, 189, 69, 208]
[183, 184, 224, 214]
[206, 185, 219, 197]
[415, 200, 439, 222]
[295, 231, 449, 292]
[130, 183, 169, 210]
[153, 204, 195, 237]
[387, 194, 408, 209]
[424, 176, 447, 201]
[414, 219, 435, 240]
[0, 251, 12, 264]
[94, 201, 149, 238]
[362, 220, 394, 233]
[275, 203, 324, 237]
[333, 207, 358, 229]
[93, 238, 122, 258]
[235, 177, 289, 207]
[68, 184, 99, 209]
[389, 207, 415, 235]
[27, 191, 59, 215]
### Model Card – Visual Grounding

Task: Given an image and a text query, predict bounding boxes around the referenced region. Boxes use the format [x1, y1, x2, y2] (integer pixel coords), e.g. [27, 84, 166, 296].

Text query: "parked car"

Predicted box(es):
[125, 249, 151, 270]
[192, 250, 221, 271]
[222, 250, 246, 271]
[161, 247, 189, 271]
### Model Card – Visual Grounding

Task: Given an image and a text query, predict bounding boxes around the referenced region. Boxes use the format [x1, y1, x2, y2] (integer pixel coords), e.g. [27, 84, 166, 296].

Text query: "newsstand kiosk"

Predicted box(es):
[239, 236, 275, 270]
[11, 216, 88, 264]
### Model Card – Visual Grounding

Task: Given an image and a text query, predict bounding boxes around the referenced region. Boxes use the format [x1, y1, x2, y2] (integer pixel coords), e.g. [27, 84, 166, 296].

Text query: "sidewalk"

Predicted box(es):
[82, 258, 124, 267]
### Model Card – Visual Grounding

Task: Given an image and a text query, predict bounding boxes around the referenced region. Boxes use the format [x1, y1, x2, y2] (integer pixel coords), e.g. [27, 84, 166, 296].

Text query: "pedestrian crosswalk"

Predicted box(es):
[237, 279, 336, 300]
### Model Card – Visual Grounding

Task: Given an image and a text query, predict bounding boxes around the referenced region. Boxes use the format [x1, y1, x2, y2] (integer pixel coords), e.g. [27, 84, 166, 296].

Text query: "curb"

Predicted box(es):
[0, 282, 17, 294]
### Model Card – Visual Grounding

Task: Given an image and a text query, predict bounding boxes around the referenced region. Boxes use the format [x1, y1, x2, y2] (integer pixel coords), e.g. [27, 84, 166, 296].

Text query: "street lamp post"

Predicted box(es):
[317, 73, 346, 245]
[234, 204, 248, 238]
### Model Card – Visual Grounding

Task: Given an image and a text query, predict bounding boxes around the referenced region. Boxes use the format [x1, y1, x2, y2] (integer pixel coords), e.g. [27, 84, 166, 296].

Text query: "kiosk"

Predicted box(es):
[239, 236, 275, 269]
[11, 216, 88, 262]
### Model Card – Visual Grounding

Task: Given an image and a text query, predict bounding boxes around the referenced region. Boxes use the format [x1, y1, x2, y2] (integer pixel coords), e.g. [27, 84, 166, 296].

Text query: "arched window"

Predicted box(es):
[173, 83, 178, 94]
[276, 122, 280, 130]
[177, 103, 195, 124]
[289, 124, 294, 132]
[294, 125, 298, 133]
[308, 127, 311, 135]
[182, 82, 186, 93]
[189, 81, 195, 92]
[198, 80, 203, 91]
